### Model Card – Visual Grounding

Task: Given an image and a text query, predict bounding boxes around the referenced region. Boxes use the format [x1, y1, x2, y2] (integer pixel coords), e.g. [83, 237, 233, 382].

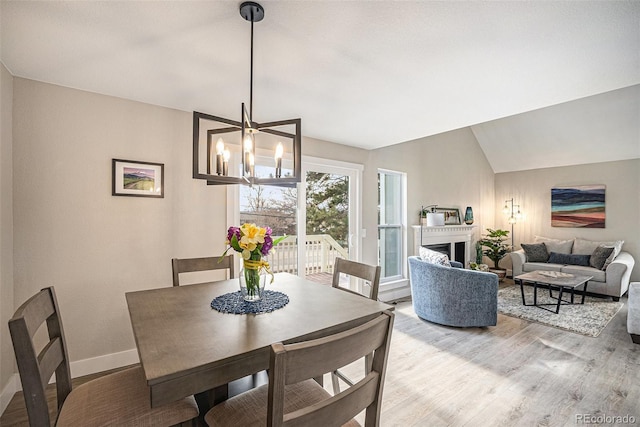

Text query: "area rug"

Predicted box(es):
[497, 285, 623, 337]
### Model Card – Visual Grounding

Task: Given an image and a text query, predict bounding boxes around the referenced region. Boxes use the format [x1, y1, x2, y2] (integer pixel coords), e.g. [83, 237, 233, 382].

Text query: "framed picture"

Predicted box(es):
[551, 185, 605, 228]
[435, 207, 461, 225]
[112, 159, 164, 198]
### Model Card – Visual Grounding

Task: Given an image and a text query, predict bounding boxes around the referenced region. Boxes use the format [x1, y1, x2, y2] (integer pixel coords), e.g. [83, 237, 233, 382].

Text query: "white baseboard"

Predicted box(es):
[379, 279, 411, 302]
[69, 348, 139, 379]
[1, 374, 19, 416]
[0, 348, 139, 417]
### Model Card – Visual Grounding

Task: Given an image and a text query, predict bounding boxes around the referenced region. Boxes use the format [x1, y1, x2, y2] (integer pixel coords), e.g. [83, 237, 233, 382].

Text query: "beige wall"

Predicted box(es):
[12, 78, 230, 363]
[0, 63, 15, 400]
[495, 160, 640, 281]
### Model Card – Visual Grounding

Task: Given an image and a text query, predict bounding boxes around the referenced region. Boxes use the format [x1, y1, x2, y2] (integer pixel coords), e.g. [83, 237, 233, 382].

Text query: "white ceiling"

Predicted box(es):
[1, 1, 639, 171]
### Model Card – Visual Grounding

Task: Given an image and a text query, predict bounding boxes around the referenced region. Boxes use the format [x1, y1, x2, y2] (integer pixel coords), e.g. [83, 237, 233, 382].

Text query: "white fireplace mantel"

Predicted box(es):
[412, 225, 476, 265]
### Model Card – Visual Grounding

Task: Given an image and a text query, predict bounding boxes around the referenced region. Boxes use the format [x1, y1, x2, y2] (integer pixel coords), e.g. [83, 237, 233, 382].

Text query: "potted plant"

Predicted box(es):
[478, 228, 510, 279]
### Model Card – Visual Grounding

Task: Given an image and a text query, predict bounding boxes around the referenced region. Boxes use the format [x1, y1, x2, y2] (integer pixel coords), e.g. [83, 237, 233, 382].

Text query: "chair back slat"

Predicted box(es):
[332, 258, 381, 301]
[268, 310, 394, 427]
[284, 373, 379, 427]
[19, 289, 55, 339]
[172, 255, 235, 286]
[38, 337, 65, 390]
[9, 287, 72, 426]
[284, 314, 390, 385]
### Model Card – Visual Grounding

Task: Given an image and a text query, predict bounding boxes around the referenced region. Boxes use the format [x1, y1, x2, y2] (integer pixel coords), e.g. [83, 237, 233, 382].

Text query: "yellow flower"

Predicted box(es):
[239, 223, 266, 255]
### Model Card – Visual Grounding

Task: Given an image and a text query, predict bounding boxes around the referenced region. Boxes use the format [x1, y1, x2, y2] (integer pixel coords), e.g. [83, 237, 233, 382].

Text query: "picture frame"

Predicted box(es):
[434, 207, 461, 225]
[112, 159, 164, 198]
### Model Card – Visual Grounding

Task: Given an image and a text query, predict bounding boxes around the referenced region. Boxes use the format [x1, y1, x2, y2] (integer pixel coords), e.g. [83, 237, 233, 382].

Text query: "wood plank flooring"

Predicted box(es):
[3, 288, 638, 426]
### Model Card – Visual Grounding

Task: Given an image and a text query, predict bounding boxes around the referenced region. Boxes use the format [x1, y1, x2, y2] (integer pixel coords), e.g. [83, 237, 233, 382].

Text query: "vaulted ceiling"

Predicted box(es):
[1, 1, 638, 172]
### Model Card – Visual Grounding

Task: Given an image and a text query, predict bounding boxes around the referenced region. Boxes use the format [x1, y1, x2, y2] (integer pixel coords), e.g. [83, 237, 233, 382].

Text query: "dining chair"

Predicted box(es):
[331, 257, 382, 394]
[172, 255, 235, 286]
[204, 310, 394, 427]
[8, 287, 199, 427]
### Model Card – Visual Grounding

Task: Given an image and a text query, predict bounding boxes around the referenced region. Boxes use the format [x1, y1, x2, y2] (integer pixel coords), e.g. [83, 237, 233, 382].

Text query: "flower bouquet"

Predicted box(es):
[223, 223, 286, 301]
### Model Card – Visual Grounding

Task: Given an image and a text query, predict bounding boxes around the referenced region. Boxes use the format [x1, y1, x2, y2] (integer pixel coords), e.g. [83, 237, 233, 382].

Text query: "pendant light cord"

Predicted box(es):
[249, 18, 254, 122]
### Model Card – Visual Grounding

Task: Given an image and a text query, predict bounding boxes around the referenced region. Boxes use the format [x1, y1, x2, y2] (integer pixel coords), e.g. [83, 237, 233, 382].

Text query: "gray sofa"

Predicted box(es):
[628, 282, 640, 344]
[408, 256, 498, 327]
[510, 237, 635, 301]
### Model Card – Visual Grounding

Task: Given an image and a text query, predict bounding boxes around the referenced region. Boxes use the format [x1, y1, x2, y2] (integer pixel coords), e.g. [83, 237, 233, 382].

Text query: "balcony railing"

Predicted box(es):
[270, 234, 349, 275]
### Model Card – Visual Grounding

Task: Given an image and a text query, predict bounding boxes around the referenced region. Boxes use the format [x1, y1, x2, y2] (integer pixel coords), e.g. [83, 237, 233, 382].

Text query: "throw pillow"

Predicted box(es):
[521, 243, 549, 262]
[542, 240, 574, 255]
[602, 240, 624, 269]
[547, 251, 590, 267]
[419, 247, 451, 267]
[590, 245, 615, 270]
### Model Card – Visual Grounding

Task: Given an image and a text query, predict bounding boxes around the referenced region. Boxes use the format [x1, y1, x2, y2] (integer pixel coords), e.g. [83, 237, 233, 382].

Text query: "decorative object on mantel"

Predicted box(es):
[112, 159, 164, 198]
[503, 197, 523, 248]
[222, 223, 287, 301]
[498, 286, 622, 337]
[464, 206, 474, 225]
[192, 2, 301, 187]
[551, 185, 605, 228]
[435, 207, 461, 225]
[478, 228, 510, 281]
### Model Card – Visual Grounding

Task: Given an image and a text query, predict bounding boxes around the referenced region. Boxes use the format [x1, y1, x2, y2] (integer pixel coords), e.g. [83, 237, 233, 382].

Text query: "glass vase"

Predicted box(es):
[464, 206, 474, 225]
[239, 259, 267, 302]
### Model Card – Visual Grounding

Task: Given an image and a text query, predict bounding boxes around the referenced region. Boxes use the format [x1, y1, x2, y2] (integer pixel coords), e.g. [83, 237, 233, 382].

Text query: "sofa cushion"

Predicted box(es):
[547, 252, 590, 267]
[561, 265, 606, 282]
[521, 243, 549, 262]
[572, 238, 623, 256]
[590, 246, 615, 270]
[523, 263, 563, 273]
[542, 240, 574, 255]
[419, 247, 451, 267]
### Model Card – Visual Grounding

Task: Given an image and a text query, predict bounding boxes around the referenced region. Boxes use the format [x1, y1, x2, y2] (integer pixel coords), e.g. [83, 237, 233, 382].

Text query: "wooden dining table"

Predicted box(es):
[125, 272, 393, 408]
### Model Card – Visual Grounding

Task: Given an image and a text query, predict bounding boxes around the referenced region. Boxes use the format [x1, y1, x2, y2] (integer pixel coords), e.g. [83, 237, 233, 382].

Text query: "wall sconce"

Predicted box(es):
[192, 2, 301, 187]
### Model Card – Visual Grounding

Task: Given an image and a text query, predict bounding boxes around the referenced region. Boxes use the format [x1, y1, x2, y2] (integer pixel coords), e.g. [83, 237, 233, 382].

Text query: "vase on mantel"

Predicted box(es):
[239, 258, 268, 302]
[464, 207, 474, 225]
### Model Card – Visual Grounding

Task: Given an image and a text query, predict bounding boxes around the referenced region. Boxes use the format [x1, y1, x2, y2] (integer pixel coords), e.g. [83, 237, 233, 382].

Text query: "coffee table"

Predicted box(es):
[514, 271, 593, 314]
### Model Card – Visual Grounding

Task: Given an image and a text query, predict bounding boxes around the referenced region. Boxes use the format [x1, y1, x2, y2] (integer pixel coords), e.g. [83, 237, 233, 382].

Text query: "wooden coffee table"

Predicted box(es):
[514, 271, 593, 314]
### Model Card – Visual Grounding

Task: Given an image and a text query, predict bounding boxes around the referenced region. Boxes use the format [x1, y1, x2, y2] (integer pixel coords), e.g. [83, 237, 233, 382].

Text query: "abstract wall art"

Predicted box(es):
[551, 185, 605, 228]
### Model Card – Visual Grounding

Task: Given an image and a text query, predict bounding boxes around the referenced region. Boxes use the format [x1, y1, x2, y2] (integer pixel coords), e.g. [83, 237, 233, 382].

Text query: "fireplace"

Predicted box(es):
[422, 243, 451, 259]
[413, 225, 475, 266]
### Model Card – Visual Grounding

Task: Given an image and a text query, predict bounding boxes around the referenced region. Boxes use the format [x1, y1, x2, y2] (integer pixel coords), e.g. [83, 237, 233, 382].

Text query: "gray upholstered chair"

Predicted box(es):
[205, 310, 394, 427]
[172, 255, 235, 286]
[627, 282, 640, 344]
[408, 256, 498, 327]
[9, 287, 199, 427]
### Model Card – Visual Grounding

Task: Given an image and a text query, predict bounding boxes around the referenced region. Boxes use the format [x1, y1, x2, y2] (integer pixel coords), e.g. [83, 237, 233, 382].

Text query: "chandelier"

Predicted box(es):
[192, 2, 301, 187]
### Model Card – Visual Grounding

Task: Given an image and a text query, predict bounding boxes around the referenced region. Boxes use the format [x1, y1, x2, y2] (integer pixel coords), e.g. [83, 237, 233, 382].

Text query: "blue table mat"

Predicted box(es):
[211, 290, 289, 314]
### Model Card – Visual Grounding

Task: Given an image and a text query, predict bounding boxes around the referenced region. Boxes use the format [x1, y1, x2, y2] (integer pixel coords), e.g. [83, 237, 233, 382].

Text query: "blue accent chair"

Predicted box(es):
[408, 256, 498, 327]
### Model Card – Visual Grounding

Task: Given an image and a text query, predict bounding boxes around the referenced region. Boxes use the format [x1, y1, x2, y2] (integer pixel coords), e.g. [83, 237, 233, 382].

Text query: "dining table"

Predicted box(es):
[125, 272, 394, 408]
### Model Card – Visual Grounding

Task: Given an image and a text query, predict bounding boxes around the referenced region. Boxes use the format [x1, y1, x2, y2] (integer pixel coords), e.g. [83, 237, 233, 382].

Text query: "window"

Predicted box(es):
[378, 170, 405, 282]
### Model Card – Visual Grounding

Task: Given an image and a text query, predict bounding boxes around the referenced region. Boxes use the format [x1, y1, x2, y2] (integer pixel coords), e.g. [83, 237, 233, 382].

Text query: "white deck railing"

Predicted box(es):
[270, 234, 349, 275]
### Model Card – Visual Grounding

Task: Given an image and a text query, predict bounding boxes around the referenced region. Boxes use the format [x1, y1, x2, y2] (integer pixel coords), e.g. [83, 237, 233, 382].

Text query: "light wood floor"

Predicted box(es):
[3, 291, 638, 426]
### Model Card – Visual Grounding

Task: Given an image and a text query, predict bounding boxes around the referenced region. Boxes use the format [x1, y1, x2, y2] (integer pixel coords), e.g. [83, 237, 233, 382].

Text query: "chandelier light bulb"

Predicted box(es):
[216, 138, 225, 155]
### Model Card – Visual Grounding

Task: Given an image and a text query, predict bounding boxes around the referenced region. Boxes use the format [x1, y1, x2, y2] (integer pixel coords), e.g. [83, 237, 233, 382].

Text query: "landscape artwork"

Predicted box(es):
[551, 185, 605, 228]
[123, 167, 155, 191]
[112, 159, 164, 198]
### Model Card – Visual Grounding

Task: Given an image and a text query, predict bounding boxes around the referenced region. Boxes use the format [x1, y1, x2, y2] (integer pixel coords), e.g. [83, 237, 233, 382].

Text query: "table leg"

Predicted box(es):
[581, 283, 588, 304]
[518, 279, 526, 305]
[555, 287, 564, 314]
[533, 282, 538, 306]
